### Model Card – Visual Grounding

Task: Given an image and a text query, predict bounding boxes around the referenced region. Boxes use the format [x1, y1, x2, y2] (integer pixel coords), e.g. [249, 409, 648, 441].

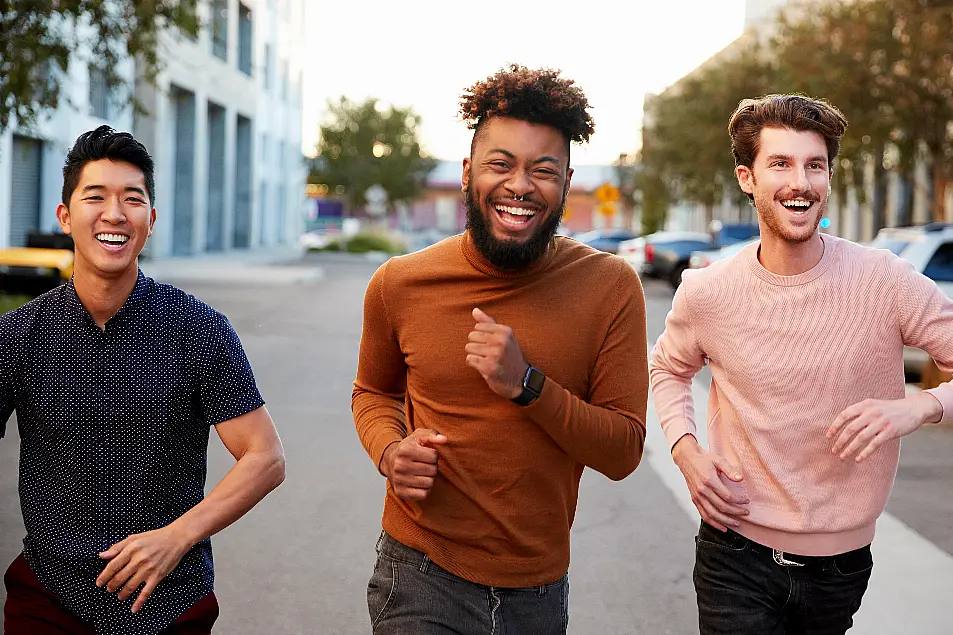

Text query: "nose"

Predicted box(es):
[505, 170, 534, 200]
[790, 165, 810, 193]
[102, 196, 124, 223]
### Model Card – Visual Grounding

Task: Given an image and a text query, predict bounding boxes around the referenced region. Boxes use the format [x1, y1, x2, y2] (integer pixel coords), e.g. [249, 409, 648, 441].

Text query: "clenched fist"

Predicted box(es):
[465, 308, 529, 399]
[380, 429, 448, 501]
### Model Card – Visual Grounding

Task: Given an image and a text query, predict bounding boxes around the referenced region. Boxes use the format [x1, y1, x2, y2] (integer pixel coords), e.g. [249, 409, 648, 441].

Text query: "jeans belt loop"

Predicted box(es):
[773, 549, 805, 567]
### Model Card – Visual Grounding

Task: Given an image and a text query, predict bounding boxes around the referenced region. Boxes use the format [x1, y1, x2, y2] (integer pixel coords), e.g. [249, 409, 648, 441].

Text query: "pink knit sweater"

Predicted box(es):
[650, 234, 953, 556]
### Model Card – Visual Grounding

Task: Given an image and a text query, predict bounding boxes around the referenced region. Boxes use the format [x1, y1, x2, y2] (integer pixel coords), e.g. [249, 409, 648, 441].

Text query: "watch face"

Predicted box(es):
[526, 367, 546, 394]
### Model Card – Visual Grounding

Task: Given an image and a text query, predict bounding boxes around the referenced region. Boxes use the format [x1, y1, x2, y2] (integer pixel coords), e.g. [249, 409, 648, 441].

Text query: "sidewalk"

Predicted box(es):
[139, 245, 324, 285]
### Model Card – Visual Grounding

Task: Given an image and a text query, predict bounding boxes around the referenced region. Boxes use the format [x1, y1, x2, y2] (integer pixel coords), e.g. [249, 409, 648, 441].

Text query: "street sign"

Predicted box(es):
[595, 182, 620, 203]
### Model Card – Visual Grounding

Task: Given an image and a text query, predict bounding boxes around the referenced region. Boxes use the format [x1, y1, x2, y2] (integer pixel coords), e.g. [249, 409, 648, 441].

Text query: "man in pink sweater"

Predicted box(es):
[650, 93, 953, 635]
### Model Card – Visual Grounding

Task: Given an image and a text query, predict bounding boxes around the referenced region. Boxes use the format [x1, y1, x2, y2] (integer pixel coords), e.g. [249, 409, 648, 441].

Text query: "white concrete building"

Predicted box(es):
[0, 0, 307, 257]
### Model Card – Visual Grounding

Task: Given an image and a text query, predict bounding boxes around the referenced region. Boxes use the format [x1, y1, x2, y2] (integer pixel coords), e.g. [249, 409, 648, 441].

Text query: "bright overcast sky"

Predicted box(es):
[301, 0, 747, 166]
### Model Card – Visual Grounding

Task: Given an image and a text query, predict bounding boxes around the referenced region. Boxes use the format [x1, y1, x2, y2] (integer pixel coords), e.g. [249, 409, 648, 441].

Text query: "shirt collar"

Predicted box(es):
[62, 269, 152, 329]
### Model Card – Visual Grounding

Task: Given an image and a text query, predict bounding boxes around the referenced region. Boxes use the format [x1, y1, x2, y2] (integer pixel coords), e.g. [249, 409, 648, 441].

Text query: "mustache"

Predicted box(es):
[775, 189, 820, 202]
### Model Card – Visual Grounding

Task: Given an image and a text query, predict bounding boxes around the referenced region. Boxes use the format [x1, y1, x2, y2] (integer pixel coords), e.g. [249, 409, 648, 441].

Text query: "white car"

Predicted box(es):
[869, 223, 953, 380]
[689, 237, 760, 269]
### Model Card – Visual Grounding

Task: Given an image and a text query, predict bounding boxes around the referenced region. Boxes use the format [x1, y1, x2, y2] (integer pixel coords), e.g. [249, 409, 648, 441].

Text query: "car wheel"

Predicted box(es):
[670, 262, 689, 289]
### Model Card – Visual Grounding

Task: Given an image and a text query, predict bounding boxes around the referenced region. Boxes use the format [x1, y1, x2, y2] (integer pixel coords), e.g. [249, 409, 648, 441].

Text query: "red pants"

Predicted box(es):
[3, 554, 219, 634]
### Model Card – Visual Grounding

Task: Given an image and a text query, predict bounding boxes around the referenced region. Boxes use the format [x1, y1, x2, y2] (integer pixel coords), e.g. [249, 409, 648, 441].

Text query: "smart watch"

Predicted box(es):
[511, 365, 545, 406]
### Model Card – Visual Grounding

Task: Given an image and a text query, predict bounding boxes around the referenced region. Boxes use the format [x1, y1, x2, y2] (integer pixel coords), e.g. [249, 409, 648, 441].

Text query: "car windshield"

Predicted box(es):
[870, 236, 911, 256]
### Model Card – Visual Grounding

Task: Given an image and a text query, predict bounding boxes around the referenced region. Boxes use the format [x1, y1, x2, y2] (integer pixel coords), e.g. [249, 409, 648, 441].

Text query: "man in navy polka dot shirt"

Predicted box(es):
[0, 126, 286, 634]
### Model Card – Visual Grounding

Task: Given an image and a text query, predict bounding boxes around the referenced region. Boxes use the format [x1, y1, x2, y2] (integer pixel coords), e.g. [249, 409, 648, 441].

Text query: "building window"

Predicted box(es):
[281, 59, 289, 101]
[89, 65, 109, 119]
[263, 43, 273, 90]
[212, 0, 228, 61]
[238, 3, 253, 76]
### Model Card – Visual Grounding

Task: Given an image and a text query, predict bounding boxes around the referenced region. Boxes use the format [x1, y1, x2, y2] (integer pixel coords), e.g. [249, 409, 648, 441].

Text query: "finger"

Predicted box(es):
[395, 487, 431, 501]
[711, 457, 745, 485]
[99, 538, 129, 560]
[106, 560, 139, 593]
[827, 402, 865, 439]
[695, 504, 728, 532]
[700, 489, 749, 517]
[118, 570, 148, 601]
[472, 307, 495, 324]
[96, 549, 132, 587]
[400, 446, 439, 465]
[467, 330, 493, 343]
[414, 430, 448, 448]
[399, 460, 438, 477]
[700, 470, 745, 506]
[131, 579, 159, 614]
[471, 322, 504, 333]
[394, 474, 435, 490]
[698, 499, 741, 529]
[855, 429, 890, 463]
[466, 354, 493, 375]
[464, 342, 495, 357]
[831, 414, 874, 456]
[838, 420, 882, 460]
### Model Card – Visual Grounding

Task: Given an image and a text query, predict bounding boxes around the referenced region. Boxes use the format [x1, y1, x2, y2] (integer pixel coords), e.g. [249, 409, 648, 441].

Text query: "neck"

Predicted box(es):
[72, 262, 139, 329]
[757, 231, 824, 276]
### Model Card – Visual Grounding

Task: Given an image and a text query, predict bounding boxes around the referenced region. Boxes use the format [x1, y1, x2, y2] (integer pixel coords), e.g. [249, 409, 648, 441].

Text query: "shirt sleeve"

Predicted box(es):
[198, 312, 266, 426]
[895, 258, 953, 423]
[0, 327, 15, 439]
[352, 261, 408, 471]
[521, 260, 648, 481]
[649, 276, 709, 450]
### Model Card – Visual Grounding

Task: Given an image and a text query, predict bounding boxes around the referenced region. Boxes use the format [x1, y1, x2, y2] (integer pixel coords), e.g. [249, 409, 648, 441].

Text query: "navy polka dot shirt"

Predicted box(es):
[0, 270, 265, 634]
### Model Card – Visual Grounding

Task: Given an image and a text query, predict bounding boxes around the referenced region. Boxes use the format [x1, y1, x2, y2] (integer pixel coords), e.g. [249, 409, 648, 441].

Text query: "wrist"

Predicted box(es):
[167, 517, 201, 551]
[510, 361, 531, 399]
[379, 441, 400, 477]
[915, 392, 943, 425]
[671, 433, 700, 465]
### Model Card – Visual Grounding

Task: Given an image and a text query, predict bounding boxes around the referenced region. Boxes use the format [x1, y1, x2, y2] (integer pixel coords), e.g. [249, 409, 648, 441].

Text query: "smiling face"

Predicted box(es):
[737, 126, 830, 244]
[462, 116, 573, 269]
[56, 159, 156, 280]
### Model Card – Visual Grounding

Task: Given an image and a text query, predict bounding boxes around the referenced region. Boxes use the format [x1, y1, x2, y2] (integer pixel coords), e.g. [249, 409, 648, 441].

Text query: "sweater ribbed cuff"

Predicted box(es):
[924, 385, 953, 424]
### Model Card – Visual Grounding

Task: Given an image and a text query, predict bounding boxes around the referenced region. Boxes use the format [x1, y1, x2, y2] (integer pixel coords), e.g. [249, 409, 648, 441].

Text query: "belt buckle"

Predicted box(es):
[773, 549, 805, 567]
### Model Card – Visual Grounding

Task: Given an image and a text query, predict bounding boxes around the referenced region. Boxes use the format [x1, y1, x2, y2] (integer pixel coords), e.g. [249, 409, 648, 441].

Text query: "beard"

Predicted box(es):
[754, 182, 824, 244]
[465, 185, 564, 270]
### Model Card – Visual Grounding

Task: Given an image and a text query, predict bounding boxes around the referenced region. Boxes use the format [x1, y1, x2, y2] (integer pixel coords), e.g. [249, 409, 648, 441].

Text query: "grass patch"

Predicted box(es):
[0, 294, 31, 314]
[344, 231, 407, 255]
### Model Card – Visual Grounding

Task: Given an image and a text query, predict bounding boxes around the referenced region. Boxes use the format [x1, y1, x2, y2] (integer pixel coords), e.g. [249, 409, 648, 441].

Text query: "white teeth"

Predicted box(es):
[781, 200, 811, 208]
[496, 205, 536, 217]
[96, 233, 129, 243]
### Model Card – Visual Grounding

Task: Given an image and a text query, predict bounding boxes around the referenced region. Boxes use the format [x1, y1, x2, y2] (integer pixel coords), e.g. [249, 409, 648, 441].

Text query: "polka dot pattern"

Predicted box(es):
[0, 270, 264, 634]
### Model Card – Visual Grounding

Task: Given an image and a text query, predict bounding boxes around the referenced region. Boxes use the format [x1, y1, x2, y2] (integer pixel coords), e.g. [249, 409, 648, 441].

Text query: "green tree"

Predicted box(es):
[0, 0, 200, 132]
[309, 97, 436, 213]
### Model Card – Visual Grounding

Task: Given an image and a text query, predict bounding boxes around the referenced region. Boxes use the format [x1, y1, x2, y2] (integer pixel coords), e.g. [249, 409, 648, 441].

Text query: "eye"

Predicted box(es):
[771, 161, 787, 168]
[489, 161, 509, 169]
[126, 197, 146, 204]
[84, 196, 104, 201]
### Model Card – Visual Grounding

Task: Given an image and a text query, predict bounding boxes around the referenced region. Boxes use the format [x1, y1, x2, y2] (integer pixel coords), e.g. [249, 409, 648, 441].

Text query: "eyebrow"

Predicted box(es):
[486, 149, 562, 166]
[81, 185, 148, 197]
[765, 154, 828, 165]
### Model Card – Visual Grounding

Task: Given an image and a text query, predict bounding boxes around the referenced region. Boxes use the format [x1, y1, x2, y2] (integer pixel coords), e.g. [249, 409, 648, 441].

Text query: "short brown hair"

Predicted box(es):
[728, 94, 848, 169]
[459, 64, 594, 153]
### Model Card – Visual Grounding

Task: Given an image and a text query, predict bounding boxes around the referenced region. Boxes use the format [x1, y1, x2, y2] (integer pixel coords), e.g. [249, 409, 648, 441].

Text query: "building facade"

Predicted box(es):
[0, 0, 307, 257]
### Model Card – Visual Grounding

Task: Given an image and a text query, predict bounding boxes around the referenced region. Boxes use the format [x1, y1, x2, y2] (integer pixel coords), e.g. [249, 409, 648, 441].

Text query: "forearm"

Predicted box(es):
[352, 388, 407, 470]
[650, 364, 698, 450]
[525, 378, 645, 481]
[171, 447, 285, 547]
[908, 391, 943, 426]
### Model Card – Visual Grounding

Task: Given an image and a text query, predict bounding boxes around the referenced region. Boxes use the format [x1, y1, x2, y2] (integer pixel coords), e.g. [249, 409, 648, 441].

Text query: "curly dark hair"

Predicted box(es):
[459, 64, 595, 152]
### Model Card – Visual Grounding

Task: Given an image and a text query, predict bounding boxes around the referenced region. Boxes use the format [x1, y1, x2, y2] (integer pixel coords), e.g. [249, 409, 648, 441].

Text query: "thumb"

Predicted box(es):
[472, 307, 495, 324]
[713, 455, 743, 482]
[415, 429, 448, 447]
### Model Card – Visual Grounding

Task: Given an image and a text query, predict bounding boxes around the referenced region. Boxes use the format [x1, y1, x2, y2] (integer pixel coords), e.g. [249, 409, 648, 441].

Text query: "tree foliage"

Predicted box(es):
[0, 0, 200, 132]
[639, 0, 953, 230]
[309, 97, 437, 212]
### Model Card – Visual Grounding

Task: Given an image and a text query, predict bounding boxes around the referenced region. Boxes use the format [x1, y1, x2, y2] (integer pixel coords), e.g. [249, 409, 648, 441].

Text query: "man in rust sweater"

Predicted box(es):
[352, 64, 648, 634]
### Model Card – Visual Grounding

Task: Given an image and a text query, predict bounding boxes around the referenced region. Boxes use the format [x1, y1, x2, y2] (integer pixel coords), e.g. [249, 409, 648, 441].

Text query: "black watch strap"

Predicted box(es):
[511, 365, 545, 406]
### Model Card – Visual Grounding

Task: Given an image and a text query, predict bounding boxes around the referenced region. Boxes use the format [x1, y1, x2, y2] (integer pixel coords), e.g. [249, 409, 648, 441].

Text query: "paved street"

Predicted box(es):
[1, 251, 951, 634]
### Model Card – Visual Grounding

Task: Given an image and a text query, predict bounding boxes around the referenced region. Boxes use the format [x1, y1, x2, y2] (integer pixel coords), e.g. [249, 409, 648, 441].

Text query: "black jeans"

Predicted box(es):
[694, 521, 872, 635]
[367, 531, 569, 635]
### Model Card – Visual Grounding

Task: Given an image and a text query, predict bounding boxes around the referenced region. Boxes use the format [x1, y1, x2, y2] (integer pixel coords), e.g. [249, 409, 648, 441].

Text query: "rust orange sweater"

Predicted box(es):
[352, 232, 648, 587]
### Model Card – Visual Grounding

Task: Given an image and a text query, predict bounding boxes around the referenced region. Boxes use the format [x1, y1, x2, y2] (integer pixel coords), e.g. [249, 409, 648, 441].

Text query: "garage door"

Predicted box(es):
[9, 135, 43, 247]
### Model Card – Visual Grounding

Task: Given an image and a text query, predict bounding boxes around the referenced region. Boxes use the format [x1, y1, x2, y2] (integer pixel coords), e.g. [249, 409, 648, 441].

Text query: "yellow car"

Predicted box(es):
[0, 234, 74, 294]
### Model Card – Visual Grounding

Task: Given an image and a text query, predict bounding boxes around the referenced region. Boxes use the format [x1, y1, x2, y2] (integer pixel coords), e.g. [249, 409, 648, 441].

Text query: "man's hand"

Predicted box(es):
[827, 394, 941, 463]
[672, 435, 748, 532]
[380, 429, 448, 501]
[465, 308, 529, 400]
[97, 526, 193, 613]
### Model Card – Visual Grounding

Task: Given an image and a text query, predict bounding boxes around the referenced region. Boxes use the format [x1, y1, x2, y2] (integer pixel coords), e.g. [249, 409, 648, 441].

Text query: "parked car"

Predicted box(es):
[572, 228, 638, 254]
[689, 236, 761, 270]
[0, 232, 74, 295]
[870, 222, 953, 382]
[618, 231, 713, 289]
